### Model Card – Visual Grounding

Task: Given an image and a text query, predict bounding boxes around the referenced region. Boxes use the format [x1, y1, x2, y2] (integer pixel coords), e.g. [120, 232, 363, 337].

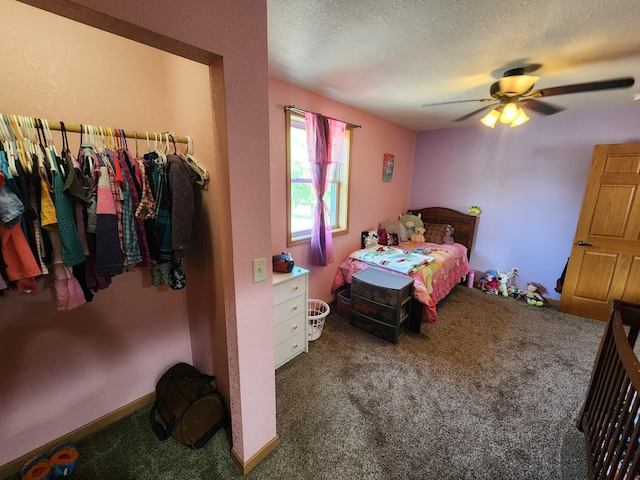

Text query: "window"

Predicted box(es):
[286, 110, 352, 246]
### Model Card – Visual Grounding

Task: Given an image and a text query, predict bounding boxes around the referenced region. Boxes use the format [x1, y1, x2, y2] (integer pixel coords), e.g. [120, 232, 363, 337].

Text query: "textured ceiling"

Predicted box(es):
[267, 0, 640, 131]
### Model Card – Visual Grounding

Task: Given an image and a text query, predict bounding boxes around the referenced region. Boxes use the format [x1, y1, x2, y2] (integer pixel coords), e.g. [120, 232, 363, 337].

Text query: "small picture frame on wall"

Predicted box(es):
[382, 153, 394, 182]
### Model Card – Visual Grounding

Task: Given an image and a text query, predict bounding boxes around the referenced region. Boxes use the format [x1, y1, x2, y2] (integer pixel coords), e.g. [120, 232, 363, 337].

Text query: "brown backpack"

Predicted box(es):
[150, 362, 226, 449]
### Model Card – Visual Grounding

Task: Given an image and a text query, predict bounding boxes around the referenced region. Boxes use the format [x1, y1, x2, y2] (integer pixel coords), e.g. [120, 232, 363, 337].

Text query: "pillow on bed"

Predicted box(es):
[423, 223, 455, 244]
[377, 228, 388, 246]
[377, 229, 399, 246]
[379, 220, 408, 242]
[361, 230, 379, 248]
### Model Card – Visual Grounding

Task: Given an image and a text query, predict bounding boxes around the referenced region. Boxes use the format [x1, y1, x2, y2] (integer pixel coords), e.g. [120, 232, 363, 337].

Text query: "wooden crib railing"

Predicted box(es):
[578, 299, 640, 480]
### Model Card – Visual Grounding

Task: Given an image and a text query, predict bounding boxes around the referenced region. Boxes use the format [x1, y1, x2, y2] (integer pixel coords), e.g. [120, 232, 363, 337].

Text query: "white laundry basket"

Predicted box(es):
[307, 299, 330, 341]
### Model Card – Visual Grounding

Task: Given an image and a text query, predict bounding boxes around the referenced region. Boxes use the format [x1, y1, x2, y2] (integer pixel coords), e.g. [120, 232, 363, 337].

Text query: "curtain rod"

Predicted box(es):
[284, 105, 361, 129]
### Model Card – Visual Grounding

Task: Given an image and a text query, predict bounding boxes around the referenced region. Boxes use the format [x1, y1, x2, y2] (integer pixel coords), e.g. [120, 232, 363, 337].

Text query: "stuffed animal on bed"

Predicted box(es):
[398, 212, 424, 236]
[519, 282, 545, 306]
[410, 226, 426, 243]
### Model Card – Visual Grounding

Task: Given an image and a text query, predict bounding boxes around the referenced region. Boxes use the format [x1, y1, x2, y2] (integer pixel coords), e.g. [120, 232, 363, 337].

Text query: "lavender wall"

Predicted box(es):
[411, 105, 640, 300]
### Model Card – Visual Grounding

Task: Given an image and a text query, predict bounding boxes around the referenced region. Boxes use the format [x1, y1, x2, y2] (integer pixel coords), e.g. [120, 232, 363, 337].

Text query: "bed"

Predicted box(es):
[578, 299, 640, 479]
[331, 207, 478, 330]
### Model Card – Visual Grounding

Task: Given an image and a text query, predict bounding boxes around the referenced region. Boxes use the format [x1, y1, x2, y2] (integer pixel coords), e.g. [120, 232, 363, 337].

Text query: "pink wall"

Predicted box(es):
[2, 0, 274, 469]
[269, 78, 417, 303]
[412, 105, 640, 300]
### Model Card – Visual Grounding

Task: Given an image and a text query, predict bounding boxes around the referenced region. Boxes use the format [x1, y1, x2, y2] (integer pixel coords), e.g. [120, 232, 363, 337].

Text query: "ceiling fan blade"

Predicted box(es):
[519, 99, 565, 115]
[422, 98, 492, 107]
[532, 77, 635, 98]
[454, 104, 496, 122]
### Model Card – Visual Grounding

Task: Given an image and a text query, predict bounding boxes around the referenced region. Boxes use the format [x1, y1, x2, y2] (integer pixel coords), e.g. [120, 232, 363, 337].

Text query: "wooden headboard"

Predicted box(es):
[410, 207, 478, 259]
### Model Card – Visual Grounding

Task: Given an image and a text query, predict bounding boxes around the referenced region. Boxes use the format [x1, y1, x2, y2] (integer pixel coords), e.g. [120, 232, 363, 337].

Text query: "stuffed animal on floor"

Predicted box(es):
[410, 226, 426, 243]
[496, 270, 514, 297]
[519, 282, 544, 306]
[478, 270, 499, 295]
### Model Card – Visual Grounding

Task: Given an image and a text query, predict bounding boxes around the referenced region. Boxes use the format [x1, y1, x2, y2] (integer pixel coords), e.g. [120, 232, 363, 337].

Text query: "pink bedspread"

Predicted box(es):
[332, 241, 469, 324]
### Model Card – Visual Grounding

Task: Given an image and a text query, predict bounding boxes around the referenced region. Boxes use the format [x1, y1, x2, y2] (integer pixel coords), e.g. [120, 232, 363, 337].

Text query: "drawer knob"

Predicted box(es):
[293, 325, 298, 330]
[293, 343, 298, 349]
[293, 305, 298, 310]
[293, 286, 299, 291]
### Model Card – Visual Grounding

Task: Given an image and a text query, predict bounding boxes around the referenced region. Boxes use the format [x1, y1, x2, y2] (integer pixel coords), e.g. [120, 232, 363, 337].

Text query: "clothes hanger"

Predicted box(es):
[174, 134, 202, 184]
[12, 115, 35, 175]
[41, 118, 62, 175]
[163, 132, 170, 156]
[134, 131, 140, 159]
[79, 123, 95, 168]
[167, 133, 177, 155]
[0, 115, 18, 176]
[154, 133, 166, 165]
[23, 116, 39, 170]
[185, 136, 208, 186]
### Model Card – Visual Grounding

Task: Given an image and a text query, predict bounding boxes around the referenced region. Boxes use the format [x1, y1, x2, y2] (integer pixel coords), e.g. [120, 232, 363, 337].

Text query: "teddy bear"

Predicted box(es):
[410, 226, 426, 243]
[519, 282, 544, 306]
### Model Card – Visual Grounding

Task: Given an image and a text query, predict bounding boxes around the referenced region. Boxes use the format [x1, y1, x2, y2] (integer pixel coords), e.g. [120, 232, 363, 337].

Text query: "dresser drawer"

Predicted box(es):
[351, 269, 413, 308]
[275, 330, 306, 368]
[351, 293, 410, 326]
[273, 277, 307, 305]
[273, 293, 306, 325]
[274, 312, 305, 345]
[350, 311, 409, 344]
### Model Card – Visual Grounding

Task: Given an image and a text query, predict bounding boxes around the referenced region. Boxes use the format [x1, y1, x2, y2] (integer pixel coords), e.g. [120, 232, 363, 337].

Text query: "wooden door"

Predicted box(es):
[558, 143, 640, 321]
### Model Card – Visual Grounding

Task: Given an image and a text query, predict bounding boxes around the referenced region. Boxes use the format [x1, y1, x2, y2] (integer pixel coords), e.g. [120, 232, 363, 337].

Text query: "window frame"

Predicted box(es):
[285, 110, 352, 247]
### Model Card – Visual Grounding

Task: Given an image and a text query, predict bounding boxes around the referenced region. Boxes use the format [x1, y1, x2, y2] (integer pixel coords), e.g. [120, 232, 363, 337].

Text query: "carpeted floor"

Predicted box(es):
[6, 285, 605, 479]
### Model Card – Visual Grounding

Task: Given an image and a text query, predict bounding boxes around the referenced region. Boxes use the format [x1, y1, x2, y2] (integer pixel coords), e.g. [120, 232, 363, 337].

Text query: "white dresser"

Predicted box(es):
[272, 266, 309, 369]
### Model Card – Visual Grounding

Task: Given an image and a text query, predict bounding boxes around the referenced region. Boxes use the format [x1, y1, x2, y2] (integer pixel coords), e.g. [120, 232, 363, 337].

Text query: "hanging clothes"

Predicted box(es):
[116, 148, 150, 267]
[137, 154, 160, 262]
[167, 154, 194, 257]
[0, 222, 41, 293]
[94, 156, 123, 277]
[0, 113, 206, 310]
[49, 149, 86, 267]
[77, 144, 111, 292]
[146, 153, 172, 263]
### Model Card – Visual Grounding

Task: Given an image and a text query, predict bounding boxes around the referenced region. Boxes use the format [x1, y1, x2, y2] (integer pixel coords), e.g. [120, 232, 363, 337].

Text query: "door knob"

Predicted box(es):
[577, 240, 593, 246]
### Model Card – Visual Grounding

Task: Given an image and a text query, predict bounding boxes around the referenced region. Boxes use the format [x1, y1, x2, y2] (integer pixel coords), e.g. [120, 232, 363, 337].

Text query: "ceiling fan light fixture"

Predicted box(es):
[510, 108, 530, 127]
[499, 102, 519, 123]
[497, 75, 539, 96]
[480, 108, 500, 128]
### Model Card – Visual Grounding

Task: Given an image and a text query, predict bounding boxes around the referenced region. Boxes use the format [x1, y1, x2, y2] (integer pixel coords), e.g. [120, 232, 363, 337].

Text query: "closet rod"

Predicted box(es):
[284, 105, 361, 129]
[45, 121, 189, 144]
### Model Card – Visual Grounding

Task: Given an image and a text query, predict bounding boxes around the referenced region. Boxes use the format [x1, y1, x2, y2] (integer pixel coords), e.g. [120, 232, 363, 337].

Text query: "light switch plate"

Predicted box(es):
[253, 257, 267, 283]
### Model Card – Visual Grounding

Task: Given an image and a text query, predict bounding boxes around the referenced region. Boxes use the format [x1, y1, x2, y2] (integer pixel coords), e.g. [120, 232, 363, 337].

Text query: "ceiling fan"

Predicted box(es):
[423, 67, 635, 126]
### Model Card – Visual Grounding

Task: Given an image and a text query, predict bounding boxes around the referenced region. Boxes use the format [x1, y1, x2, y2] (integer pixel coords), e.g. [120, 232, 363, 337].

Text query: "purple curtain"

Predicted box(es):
[305, 113, 346, 266]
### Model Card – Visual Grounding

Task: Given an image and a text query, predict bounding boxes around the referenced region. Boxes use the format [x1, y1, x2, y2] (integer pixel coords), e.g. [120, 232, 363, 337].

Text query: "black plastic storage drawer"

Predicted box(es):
[349, 268, 413, 344]
[351, 294, 410, 326]
[350, 311, 409, 344]
[351, 268, 413, 308]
